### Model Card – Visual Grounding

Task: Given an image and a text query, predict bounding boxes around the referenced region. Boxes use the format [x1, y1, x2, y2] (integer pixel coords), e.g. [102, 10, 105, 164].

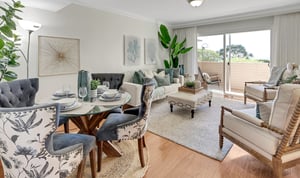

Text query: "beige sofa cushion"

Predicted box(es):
[224, 109, 282, 155]
[269, 84, 300, 131]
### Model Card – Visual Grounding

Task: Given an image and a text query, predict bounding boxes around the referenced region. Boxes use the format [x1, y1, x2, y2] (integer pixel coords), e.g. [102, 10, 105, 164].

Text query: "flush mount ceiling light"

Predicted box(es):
[188, 0, 204, 7]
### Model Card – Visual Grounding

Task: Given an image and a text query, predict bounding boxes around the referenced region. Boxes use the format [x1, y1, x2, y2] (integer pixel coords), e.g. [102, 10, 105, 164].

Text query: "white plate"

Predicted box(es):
[56, 98, 77, 107]
[60, 102, 82, 112]
[99, 95, 121, 102]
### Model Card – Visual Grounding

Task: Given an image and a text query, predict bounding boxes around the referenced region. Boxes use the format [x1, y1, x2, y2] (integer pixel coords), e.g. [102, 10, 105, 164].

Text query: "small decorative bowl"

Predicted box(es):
[102, 90, 118, 98]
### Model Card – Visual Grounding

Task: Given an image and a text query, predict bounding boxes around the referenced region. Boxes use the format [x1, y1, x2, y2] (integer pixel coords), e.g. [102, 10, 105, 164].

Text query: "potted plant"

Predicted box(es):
[0, 1, 24, 81]
[90, 79, 100, 98]
[158, 24, 193, 69]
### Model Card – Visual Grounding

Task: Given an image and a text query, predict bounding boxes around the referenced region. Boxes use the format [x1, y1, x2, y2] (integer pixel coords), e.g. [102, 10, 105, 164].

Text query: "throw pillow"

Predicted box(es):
[266, 66, 286, 87]
[256, 101, 273, 123]
[144, 77, 158, 88]
[154, 74, 170, 87]
[173, 68, 180, 78]
[153, 70, 165, 77]
[143, 69, 154, 78]
[165, 68, 174, 83]
[132, 70, 145, 84]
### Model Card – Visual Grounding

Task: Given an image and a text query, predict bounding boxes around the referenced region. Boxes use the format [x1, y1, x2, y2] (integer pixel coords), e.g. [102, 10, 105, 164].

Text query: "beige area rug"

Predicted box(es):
[148, 96, 255, 161]
[69, 140, 149, 178]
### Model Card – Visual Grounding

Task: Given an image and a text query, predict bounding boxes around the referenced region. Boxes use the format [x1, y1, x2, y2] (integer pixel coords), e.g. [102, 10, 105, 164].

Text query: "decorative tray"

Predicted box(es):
[178, 86, 203, 94]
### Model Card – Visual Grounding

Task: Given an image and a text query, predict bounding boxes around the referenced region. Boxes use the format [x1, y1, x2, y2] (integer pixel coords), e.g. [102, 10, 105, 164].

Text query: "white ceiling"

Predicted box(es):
[7, 0, 300, 27]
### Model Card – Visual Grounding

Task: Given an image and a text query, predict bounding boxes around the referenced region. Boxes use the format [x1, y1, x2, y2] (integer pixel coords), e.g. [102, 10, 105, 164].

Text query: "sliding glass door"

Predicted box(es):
[197, 30, 271, 96]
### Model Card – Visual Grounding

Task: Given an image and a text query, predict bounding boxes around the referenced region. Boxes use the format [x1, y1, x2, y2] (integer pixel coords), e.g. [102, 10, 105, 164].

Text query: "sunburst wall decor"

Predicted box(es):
[38, 36, 80, 76]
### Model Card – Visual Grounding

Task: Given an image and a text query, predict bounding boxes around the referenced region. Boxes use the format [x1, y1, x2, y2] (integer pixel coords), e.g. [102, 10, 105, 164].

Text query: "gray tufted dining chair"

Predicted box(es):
[96, 80, 155, 172]
[0, 78, 39, 107]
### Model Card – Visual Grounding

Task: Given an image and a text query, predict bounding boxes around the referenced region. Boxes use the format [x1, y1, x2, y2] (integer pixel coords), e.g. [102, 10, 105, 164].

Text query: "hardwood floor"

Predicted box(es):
[1, 124, 300, 178]
[143, 132, 300, 178]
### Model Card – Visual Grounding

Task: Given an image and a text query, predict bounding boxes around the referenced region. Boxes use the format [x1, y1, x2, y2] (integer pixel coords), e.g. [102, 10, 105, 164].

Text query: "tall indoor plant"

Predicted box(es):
[158, 24, 193, 69]
[0, 0, 24, 81]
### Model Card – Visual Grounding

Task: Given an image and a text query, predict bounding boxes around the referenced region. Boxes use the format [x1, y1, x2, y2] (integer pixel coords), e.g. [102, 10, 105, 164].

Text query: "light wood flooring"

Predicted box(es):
[1, 118, 300, 178]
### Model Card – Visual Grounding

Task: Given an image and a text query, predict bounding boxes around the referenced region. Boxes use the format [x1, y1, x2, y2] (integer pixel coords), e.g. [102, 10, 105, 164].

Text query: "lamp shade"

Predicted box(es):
[19, 20, 42, 31]
[188, 0, 204, 7]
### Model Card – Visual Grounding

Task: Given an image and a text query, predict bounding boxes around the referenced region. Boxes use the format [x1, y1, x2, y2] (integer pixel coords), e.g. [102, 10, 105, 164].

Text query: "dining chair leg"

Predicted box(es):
[89, 148, 97, 178]
[97, 141, 103, 172]
[64, 120, 69, 133]
[138, 138, 145, 167]
[142, 136, 146, 147]
[77, 159, 86, 178]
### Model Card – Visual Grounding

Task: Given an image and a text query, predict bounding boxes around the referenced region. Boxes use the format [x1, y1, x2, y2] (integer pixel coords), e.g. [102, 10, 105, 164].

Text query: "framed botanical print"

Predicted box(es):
[144, 38, 157, 65]
[38, 36, 80, 76]
[124, 35, 141, 66]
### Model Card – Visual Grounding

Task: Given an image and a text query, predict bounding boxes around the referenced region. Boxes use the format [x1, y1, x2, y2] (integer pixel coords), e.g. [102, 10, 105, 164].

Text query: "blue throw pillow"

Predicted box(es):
[164, 68, 174, 83]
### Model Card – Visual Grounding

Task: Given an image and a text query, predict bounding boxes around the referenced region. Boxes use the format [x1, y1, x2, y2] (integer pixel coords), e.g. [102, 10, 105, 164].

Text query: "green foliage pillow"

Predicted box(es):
[154, 74, 170, 87]
[132, 70, 145, 84]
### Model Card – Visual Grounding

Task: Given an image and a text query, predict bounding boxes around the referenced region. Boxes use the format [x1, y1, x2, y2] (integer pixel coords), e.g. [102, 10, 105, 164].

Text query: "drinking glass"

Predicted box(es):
[102, 81, 110, 90]
[78, 86, 87, 102]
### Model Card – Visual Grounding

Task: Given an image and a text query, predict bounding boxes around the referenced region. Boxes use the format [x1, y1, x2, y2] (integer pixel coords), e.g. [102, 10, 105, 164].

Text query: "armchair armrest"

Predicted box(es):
[245, 81, 267, 85]
[221, 106, 264, 127]
[231, 109, 264, 126]
[120, 82, 143, 107]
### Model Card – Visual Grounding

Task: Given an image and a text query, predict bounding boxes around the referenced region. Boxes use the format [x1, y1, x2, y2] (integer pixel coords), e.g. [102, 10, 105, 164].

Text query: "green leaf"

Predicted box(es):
[170, 35, 177, 49]
[4, 17, 16, 30]
[159, 24, 171, 44]
[3, 71, 17, 81]
[164, 60, 170, 69]
[172, 57, 179, 68]
[0, 39, 4, 49]
[0, 63, 6, 70]
[180, 47, 193, 54]
[0, 25, 13, 38]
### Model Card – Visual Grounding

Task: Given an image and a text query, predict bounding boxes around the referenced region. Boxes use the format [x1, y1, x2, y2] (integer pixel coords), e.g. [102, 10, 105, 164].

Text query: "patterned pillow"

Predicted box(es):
[165, 68, 174, 83]
[154, 74, 170, 87]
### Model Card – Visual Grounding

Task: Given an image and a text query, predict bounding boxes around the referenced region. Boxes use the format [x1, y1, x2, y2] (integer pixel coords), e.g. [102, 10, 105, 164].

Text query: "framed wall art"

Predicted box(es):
[38, 36, 80, 76]
[144, 38, 157, 65]
[124, 35, 141, 66]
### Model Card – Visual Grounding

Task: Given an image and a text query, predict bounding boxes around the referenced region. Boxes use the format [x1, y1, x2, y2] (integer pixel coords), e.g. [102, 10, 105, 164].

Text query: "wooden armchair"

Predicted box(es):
[219, 84, 300, 178]
[244, 81, 278, 104]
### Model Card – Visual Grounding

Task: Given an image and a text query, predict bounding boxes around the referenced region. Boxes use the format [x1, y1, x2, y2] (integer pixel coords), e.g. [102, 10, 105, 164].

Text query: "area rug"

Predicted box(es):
[69, 140, 149, 178]
[148, 96, 255, 161]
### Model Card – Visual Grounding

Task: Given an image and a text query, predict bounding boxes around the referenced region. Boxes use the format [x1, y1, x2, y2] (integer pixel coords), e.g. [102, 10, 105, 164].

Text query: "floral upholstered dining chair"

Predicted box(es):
[0, 103, 96, 178]
[96, 80, 155, 172]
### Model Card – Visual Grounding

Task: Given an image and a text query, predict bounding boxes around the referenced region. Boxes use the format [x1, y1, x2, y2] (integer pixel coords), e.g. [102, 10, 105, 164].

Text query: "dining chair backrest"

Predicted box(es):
[0, 103, 84, 178]
[0, 78, 39, 107]
[91, 73, 125, 90]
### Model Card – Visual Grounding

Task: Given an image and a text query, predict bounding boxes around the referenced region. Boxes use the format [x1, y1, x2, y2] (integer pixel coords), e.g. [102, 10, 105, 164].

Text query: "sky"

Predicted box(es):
[197, 30, 271, 60]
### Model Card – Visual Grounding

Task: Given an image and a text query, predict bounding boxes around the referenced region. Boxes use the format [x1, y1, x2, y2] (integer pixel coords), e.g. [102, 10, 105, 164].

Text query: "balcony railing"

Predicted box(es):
[198, 61, 270, 92]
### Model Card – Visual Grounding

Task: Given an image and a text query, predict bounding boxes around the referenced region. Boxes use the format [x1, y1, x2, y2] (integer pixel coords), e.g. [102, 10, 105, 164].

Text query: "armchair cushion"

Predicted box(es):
[223, 109, 282, 155]
[269, 84, 300, 131]
[232, 109, 264, 126]
[245, 84, 277, 101]
[256, 101, 273, 122]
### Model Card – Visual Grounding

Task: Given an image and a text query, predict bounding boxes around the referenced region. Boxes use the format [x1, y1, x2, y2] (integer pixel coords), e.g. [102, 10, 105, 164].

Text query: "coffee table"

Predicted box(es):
[167, 89, 213, 118]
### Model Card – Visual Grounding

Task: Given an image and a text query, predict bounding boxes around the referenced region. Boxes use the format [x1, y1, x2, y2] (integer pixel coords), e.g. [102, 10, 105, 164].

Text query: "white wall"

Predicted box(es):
[10, 4, 163, 99]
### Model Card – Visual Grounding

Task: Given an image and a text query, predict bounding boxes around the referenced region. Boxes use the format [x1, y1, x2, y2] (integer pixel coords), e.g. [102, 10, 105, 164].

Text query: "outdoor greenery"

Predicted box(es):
[0, 0, 24, 81]
[158, 24, 193, 68]
[198, 44, 269, 63]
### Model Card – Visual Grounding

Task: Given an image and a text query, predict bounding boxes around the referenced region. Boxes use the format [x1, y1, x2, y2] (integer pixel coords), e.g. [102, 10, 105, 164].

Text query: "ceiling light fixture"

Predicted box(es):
[188, 0, 204, 7]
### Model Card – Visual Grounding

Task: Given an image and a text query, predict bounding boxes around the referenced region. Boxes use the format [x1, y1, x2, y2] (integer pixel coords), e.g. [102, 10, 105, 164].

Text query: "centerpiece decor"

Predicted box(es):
[90, 79, 100, 99]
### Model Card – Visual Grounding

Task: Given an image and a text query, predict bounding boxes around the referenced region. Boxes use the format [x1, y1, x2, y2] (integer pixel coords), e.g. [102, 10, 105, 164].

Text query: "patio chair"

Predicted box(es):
[219, 84, 300, 178]
[96, 80, 155, 172]
[197, 66, 221, 89]
[0, 103, 96, 178]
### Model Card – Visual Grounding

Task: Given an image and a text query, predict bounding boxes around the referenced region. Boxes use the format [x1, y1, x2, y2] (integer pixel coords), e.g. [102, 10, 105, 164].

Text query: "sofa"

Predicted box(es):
[121, 69, 184, 107]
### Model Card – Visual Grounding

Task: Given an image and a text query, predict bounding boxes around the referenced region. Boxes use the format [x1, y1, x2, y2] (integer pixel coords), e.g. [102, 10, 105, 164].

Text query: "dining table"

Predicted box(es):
[40, 91, 131, 157]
